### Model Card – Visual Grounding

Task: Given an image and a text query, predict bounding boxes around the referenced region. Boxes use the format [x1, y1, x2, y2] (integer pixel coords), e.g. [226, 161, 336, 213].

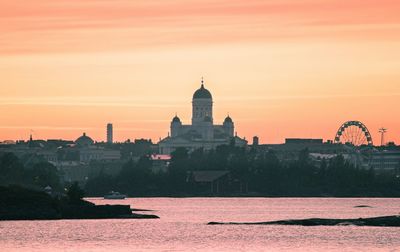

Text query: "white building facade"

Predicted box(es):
[158, 80, 247, 154]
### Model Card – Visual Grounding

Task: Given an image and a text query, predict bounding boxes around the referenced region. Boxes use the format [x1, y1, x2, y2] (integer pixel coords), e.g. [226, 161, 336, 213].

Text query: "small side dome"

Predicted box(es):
[172, 115, 181, 123]
[224, 115, 233, 124]
[75, 132, 94, 146]
[193, 84, 212, 99]
[204, 115, 212, 122]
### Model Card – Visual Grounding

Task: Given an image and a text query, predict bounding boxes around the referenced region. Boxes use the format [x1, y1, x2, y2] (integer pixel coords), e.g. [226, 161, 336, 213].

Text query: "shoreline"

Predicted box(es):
[208, 215, 400, 227]
[0, 213, 160, 222]
[0, 186, 159, 221]
[87, 195, 400, 198]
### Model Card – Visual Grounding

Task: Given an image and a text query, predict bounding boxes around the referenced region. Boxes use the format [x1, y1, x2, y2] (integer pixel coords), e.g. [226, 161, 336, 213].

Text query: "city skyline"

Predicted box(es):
[1, 0, 400, 143]
[0, 82, 395, 146]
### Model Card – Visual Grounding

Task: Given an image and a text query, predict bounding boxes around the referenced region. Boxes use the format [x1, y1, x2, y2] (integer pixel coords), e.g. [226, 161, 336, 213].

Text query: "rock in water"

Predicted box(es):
[208, 215, 400, 227]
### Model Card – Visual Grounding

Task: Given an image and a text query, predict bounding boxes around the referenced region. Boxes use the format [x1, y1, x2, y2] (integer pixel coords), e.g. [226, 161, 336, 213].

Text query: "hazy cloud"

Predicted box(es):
[1, 0, 399, 55]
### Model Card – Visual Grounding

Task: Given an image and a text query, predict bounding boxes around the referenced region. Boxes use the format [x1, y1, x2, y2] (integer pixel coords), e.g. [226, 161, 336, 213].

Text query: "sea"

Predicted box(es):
[1, 198, 400, 251]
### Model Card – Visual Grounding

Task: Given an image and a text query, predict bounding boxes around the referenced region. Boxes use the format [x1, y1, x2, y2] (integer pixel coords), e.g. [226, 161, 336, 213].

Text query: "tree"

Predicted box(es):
[29, 162, 61, 189]
[0, 153, 25, 185]
[168, 148, 190, 193]
[67, 182, 85, 204]
[84, 171, 115, 196]
[171, 147, 189, 161]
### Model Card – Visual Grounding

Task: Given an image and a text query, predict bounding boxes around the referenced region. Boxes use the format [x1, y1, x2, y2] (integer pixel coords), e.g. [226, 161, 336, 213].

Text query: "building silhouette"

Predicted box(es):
[107, 123, 113, 144]
[158, 79, 247, 154]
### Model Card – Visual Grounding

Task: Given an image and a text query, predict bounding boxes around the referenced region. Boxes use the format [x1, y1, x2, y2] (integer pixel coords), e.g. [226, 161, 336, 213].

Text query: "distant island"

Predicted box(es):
[0, 184, 159, 221]
[208, 215, 400, 227]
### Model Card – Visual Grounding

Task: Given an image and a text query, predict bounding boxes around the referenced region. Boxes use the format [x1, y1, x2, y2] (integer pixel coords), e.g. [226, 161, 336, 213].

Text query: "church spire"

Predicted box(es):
[201, 77, 204, 88]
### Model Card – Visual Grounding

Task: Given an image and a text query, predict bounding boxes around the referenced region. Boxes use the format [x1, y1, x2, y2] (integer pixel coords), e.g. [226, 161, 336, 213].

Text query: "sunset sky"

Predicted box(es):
[1, 0, 400, 144]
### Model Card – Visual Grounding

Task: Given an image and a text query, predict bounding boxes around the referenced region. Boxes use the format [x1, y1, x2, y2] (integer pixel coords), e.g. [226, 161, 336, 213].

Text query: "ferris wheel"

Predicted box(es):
[334, 121, 373, 146]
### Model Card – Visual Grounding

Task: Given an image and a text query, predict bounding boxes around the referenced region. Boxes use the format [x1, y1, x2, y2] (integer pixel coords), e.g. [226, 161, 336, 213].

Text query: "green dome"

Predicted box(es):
[224, 116, 233, 123]
[75, 132, 94, 146]
[172, 115, 181, 123]
[193, 84, 212, 99]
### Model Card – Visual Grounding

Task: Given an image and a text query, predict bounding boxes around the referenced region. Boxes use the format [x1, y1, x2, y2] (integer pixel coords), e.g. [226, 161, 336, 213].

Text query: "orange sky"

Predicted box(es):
[0, 0, 400, 144]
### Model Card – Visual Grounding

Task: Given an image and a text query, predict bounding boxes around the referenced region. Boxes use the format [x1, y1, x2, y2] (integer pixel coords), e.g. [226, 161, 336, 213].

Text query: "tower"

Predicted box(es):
[107, 123, 113, 143]
[253, 136, 259, 146]
[192, 78, 213, 126]
[379, 127, 387, 146]
[223, 115, 234, 137]
[171, 115, 182, 137]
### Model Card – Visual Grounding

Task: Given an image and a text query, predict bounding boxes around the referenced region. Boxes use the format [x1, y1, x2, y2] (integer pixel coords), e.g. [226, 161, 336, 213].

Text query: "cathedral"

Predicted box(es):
[158, 80, 247, 154]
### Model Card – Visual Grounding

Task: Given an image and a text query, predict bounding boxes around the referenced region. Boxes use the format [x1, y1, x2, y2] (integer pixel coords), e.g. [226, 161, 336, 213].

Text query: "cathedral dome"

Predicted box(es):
[172, 115, 181, 123]
[193, 84, 212, 99]
[75, 132, 94, 146]
[224, 115, 233, 123]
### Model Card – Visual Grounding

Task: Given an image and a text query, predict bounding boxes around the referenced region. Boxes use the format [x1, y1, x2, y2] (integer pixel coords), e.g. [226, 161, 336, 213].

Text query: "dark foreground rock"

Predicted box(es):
[0, 186, 159, 221]
[208, 215, 400, 227]
[60, 204, 159, 220]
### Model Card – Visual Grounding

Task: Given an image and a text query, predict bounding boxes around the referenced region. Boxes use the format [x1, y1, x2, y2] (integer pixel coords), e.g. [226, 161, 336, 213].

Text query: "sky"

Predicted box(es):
[0, 0, 400, 144]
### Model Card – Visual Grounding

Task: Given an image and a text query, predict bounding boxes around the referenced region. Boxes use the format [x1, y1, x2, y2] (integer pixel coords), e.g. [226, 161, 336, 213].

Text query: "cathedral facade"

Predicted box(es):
[158, 80, 247, 154]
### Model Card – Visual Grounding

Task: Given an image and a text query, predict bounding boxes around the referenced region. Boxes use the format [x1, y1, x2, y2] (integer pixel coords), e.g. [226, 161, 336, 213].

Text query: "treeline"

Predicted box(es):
[0, 153, 61, 190]
[85, 145, 400, 197]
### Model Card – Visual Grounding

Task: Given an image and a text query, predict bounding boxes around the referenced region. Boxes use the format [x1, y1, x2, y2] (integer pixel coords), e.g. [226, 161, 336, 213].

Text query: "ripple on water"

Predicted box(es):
[1, 198, 400, 252]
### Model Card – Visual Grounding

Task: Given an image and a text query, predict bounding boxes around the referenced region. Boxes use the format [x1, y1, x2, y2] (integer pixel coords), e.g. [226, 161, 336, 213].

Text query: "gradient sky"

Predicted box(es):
[1, 0, 400, 144]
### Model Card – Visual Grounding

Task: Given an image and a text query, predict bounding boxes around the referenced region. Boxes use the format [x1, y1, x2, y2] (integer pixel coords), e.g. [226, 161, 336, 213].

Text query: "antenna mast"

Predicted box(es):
[378, 127, 387, 146]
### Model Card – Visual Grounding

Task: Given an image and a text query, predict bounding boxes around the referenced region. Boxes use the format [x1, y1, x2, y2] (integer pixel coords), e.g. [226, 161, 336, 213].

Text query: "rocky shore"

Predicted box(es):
[0, 185, 159, 221]
[208, 215, 400, 227]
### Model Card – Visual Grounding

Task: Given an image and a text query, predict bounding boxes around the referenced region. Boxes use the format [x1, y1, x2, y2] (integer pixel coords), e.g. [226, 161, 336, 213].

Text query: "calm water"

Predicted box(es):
[1, 198, 400, 252]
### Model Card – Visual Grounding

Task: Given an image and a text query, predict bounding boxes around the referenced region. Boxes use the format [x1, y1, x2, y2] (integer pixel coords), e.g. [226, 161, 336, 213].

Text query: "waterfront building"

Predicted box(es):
[79, 147, 121, 163]
[367, 150, 400, 174]
[74, 132, 121, 163]
[150, 154, 171, 173]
